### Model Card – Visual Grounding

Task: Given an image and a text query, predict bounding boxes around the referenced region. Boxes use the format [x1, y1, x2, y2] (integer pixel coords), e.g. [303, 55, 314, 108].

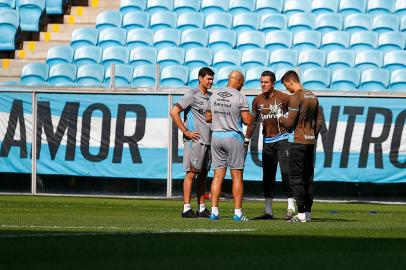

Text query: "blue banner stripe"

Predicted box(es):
[0, 93, 32, 114]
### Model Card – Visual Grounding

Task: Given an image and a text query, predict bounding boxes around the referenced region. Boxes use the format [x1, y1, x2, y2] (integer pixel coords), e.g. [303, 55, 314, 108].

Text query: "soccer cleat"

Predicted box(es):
[197, 208, 211, 218]
[181, 209, 198, 218]
[284, 209, 295, 220]
[209, 214, 220, 220]
[305, 212, 311, 222]
[289, 215, 306, 223]
[253, 213, 274, 220]
[233, 214, 249, 221]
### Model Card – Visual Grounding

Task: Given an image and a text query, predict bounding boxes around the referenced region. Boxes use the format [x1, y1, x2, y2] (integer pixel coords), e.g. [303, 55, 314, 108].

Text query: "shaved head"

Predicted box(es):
[227, 70, 245, 90]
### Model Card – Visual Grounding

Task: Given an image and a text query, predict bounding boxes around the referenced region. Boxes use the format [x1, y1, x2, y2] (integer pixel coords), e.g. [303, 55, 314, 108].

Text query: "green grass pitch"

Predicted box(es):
[0, 195, 405, 269]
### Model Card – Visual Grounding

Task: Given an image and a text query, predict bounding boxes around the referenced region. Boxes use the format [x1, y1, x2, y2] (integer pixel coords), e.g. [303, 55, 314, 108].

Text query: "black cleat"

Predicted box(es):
[181, 209, 198, 218]
[196, 208, 211, 218]
[253, 213, 274, 220]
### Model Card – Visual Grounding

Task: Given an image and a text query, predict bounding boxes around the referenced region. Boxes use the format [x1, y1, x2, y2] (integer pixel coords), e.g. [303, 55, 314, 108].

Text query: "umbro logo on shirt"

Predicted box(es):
[218, 92, 233, 98]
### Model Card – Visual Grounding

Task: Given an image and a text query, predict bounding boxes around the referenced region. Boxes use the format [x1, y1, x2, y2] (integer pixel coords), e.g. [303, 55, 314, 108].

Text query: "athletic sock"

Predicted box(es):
[287, 198, 295, 211]
[199, 204, 206, 212]
[183, 204, 191, 213]
[211, 207, 219, 216]
[265, 197, 273, 215]
[234, 208, 242, 217]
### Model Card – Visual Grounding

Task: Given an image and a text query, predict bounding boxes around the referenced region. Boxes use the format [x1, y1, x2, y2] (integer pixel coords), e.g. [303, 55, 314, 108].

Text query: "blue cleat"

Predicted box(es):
[209, 214, 220, 220]
[233, 214, 249, 221]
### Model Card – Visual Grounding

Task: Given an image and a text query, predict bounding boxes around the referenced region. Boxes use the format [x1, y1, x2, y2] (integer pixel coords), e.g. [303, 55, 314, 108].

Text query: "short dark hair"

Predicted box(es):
[198, 67, 215, 78]
[260, 70, 276, 83]
[281, 70, 300, 83]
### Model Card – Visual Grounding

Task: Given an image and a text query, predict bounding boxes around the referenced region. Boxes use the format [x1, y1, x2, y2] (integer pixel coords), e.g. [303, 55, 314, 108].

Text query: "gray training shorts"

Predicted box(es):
[211, 131, 245, 170]
[183, 140, 211, 172]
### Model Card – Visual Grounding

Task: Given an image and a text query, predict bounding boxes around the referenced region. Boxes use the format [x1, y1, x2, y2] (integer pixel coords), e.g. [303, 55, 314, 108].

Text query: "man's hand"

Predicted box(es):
[243, 138, 250, 155]
[185, 130, 200, 141]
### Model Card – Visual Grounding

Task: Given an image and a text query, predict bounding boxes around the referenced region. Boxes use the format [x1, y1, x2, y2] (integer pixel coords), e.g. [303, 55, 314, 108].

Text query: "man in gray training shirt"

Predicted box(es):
[206, 70, 252, 221]
[170, 67, 215, 218]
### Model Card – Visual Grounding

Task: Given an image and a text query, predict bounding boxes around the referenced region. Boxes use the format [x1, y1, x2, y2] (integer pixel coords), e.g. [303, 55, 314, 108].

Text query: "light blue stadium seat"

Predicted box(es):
[48, 63, 77, 86]
[129, 46, 157, 66]
[0, 9, 18, 51]
[46, 0, 64, 15]
[46, 45, 74, 67]
[184, 47, 212, 70]
[330, 68, 360, 90]
[160, 65, 188, 87]
[157, 47, 185, 69]
[359, 68, 389, 90]
[120, 0, 146, 15]
[19, 0, 45, 32]
[338, 0, 366, 17]
[311, 0, 338, 15]
[149, 11, 177, 31]
[96, 10, 122, 30]
[343, 13, 372, 33]
[131, 64, 156, 87]
[146, 0, 173, 14]
[245, 66, 268, 89]
[229, 0, 255, 16]
[269, 49, 298, 70]
[204, 12, 232, 32]
[73, 45, 102, 67]
[188, 66, 216, 87]
[390, 69, 406, 91]
[0, 0, 15, 9]
[21, 62, 49, 86]
[241, 48, 269, 70]
[176, 11, 204, 31]
[394, 0, 406, 18]
[98, 28, 127, 48]
[236, 30, 265, 52]
[104, 64, 133, 88]
[367, 0, 394, 16]
[101, 46, 130, 68]
[401, 16, 406, 32]
[315, 13, 342, 34]
[320, 31, 350, 53]
[378, 31, 405, 52]
[122, 11, 149, 31]
[383, 50, 406, 71]
[264, 30, 292, 51]
[354, 50, 383, 71]
[259, 13, 287, 34]
[153, 29, 180, 50]
[326, 50, 355, 71]
[349, 31, 378, 52]
[212, 49, 241, 69]
[126, 28, 153, 49]
[288, 13, 316, 35]
[302, 67, 330, 90]
[173, 0, 201, 15]
[293, 30, 321, 52]
[284, 0, 310, 17]
[232, 12, 259, 33]
[200, 0, 228, 15]
[255, 0, 283, 15]
[208, 29, 236, 53]
[297, 49, 326, 71]
[180, 28, 208, 51]
[371, 14, 399, 33]
[71, 28, 99, 49]
[274, 68, 291, 90]
[76, 64, 105, 87]
[215, 65, 244, 87]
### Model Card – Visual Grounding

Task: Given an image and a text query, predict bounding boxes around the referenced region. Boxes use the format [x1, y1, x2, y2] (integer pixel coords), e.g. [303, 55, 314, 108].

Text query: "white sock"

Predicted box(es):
[211, 207, 219, 216]
[265, 197, 273, 215]
[199, 204, 206, 212]
[287, 198, 295, 211]
[234, 208, 242, 217]
[298, 212, 306, 221]
[183, 204, 191, 213]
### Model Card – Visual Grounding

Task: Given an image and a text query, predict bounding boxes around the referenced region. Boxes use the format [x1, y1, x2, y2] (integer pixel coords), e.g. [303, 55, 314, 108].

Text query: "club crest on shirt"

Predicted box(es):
[259, 100, 282, 120]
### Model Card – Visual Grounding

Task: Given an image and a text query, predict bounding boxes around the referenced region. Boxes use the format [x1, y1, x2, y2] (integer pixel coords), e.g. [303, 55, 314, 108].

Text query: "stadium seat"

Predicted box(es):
[200, 0, 228, 15]
[131, 64, 156, 87]
[173, 0, 201, 15]
[367, 0, 394, 16]
[76, 64, 105, 87]
[104, 64, 133, 88]
[349, 31, 378, 52]
[383, 50, 406, 71]
[228, 0, 255, 16]
[156, 47, 185, 69]
[320, 31, 350, 53]
[284, 0, 310, 17]
[287, 12, 316, 35]
[21, 63, 49, 86]
[315, 13, 343, 34]
[264, 30, 292, 51]
[129, 46, 157, 66]
[389, 69, 406, 91]
[343, 13, 372, 33]
[179, 28, 208, 51]
[0, 0, 15, 9]
[326, 50, 355, 71]
[297, 49, 326, 71]
[176, 11, 204, 31]
[354, 50, 383, 71]
[232, 12, 259, 33]
[207, 29, 236, 53]
[401, 16, 406, 32]
[46, 45, 74, 67]
[359, 68, 389, 90]
[215, 65, 245, 87]
[236, 31, 265, 52]
[73, 45, 102, 67]
[292, 30, 321, 52]
[338, 0, 366, 17]
[311, 0, 339, 15]
[101, 46, 130, 68]
[146, 0, 174, 14]
[330, 68, 360, 90]
[46, 0, 64, 15]
[188, 66, 217, 87]
[120, 0, 146, 15]
[98, 28, 127, 48]
[149, 11, 177, 31]
[184, 47, 212, 70]
[259, 14, 287, 34]
[48, 63, 77, 86]
[371, 14, 399, 33]
[71, 28, 99, 49]
[394, 0, 406, 18]
[212, 49, 241, 69]
[19, 0, 45, 32]
[377, 31, 405, 52]
[241, 48, 269, 70]
[122, 11, 149, 31]
[244, 66, 269, 88]
[255, 0, 283, 15]
[269, 49, 298, 70]
[302, 67, 330, 90]
[0, 9, 18, 51]
[96, 10, 122, 30]
[125, 28, 153, 49]
[153, 29, 180, 50]
[160, 65, 189, 87]
[204, 12, 232, 32]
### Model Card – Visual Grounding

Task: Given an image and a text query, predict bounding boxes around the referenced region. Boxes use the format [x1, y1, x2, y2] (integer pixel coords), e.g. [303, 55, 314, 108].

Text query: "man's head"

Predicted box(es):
[227, 70, 245, 90]
[198, 67, 215, 90]
[260, 70, 275, 93]
[281, 70, 301, 94]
